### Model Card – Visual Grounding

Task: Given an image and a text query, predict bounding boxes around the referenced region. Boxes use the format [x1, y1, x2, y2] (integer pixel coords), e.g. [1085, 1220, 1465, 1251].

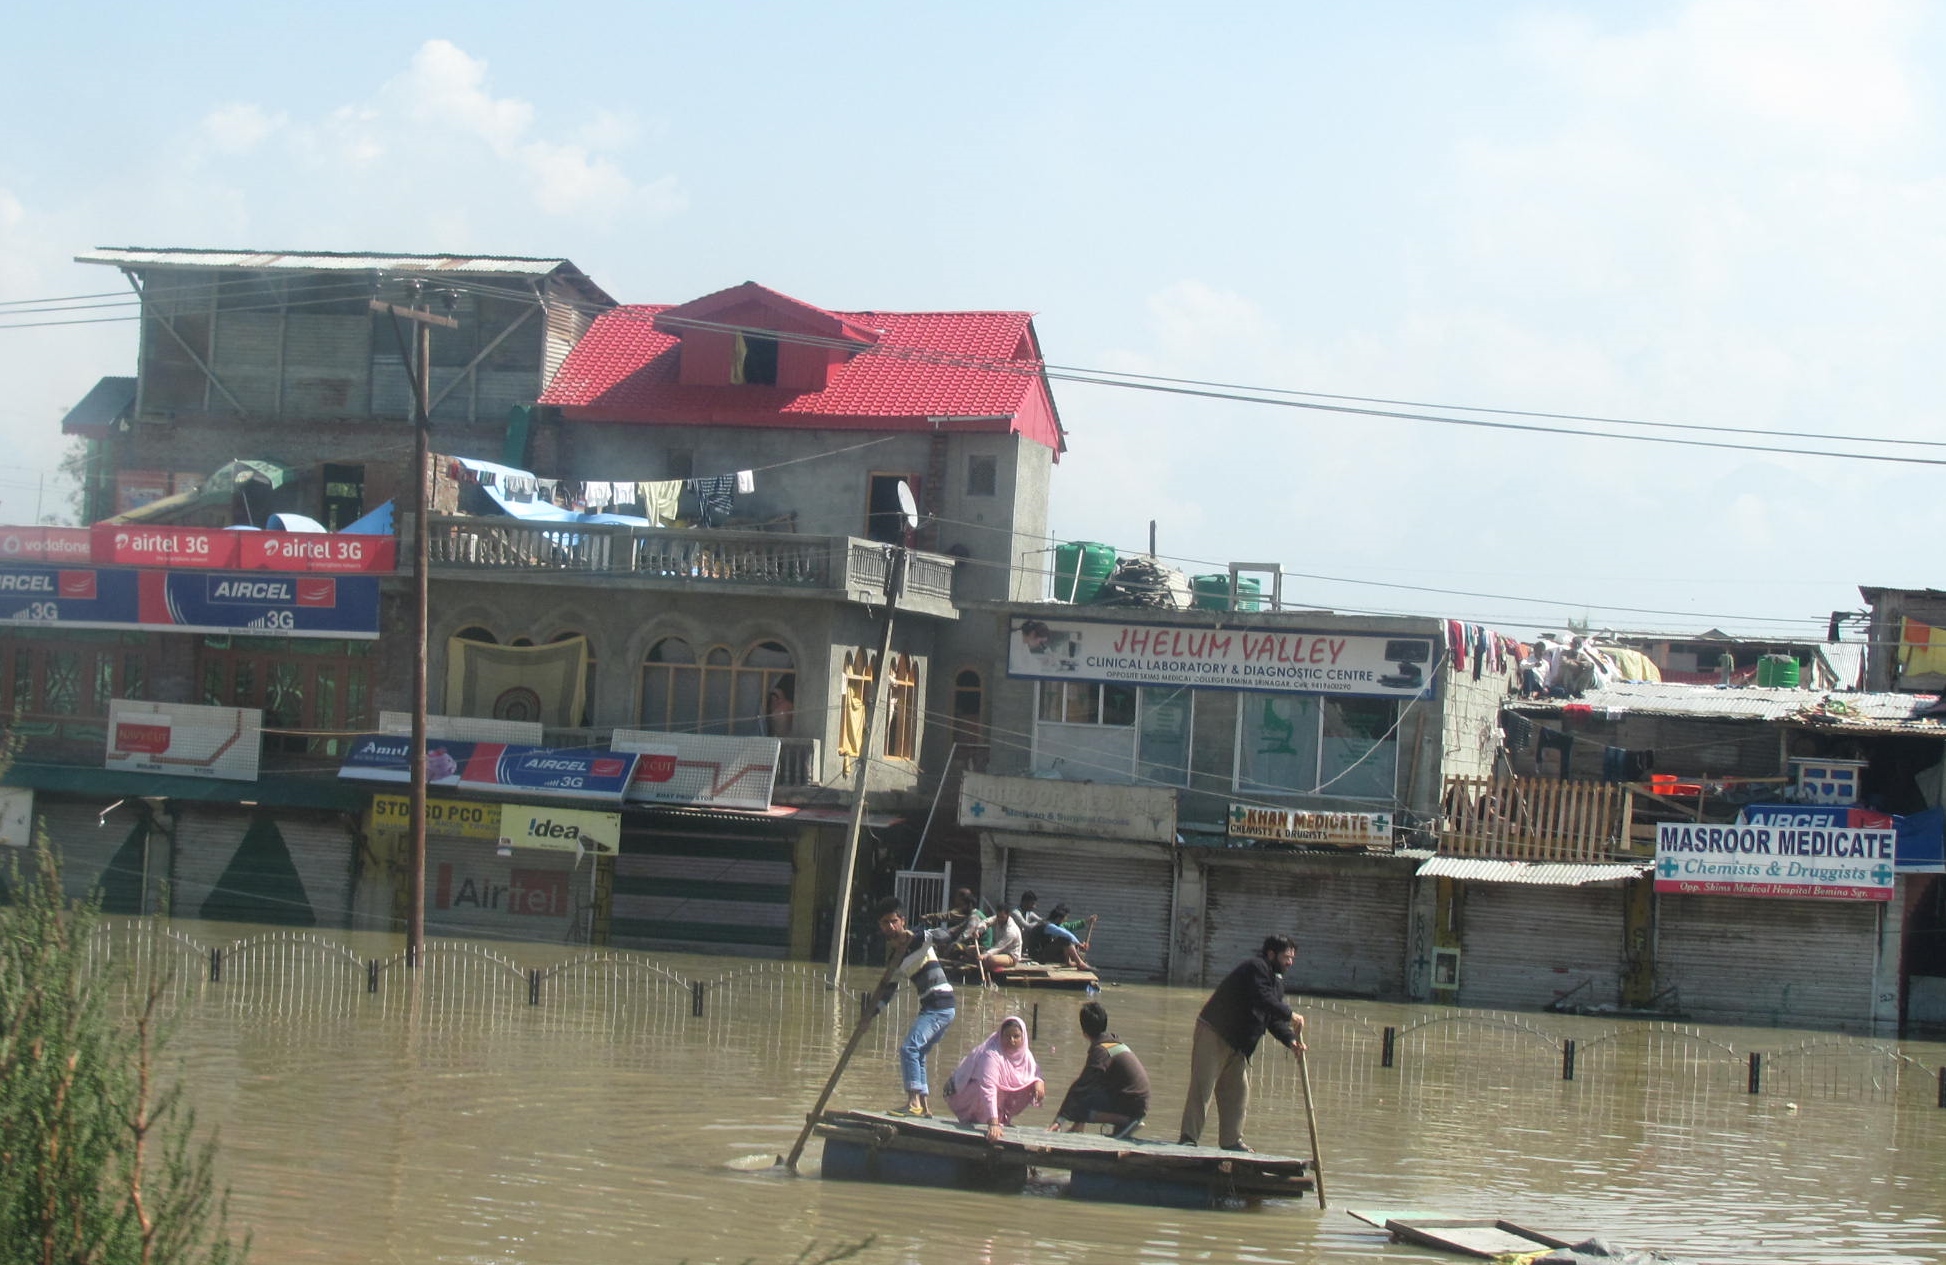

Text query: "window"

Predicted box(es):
[952, 669, 984, 744]
[731, 333, 778, 385]
[198, 637, 371, 756]
[966, 454, 998, 497]
[884, 654, 918, 760]
[550, 631, 596, 727]
[839, 649, 872, 758]
[640, 637, 793, 735]
[455, 626, 497, 644]
[1235, 691, 1398, 801]
[0, 631, 154, 719]
[1032, 682, 1192, 786]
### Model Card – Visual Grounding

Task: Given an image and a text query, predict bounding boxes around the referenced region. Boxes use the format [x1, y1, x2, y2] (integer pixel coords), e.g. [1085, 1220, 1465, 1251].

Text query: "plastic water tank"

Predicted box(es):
[1052, 542, 1117, 604]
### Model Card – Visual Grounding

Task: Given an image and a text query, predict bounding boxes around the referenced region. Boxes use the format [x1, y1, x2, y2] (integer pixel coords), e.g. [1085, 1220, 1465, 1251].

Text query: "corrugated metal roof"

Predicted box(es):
[1507, 680, 1946, 733]
[75, 247, 616, 305]
[1415, 856, 1649, 886]
[59, 375, 135, 439]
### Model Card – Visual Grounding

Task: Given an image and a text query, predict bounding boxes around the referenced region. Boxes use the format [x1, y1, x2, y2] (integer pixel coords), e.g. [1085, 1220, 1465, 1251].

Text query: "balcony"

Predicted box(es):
[422, 516, 958, 617]
[1440, 773, 1637, 863]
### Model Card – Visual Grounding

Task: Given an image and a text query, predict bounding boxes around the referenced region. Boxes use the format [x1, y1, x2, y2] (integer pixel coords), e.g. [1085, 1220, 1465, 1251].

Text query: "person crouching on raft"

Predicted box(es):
[945, 1015, 1045, 1143]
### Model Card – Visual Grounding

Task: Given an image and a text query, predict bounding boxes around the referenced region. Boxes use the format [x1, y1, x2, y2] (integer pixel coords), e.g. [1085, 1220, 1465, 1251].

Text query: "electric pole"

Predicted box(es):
[827, 546, 906, 983]
[374, 281, 457, 968]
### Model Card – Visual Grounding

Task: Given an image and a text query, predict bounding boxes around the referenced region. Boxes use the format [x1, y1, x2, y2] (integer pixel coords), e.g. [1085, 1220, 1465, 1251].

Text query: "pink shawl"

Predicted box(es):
[945, 1015, 1041, 1126]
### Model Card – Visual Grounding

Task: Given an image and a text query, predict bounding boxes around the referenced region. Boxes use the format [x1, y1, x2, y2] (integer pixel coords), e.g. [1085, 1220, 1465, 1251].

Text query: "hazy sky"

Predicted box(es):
[4, 1, 1942, 642]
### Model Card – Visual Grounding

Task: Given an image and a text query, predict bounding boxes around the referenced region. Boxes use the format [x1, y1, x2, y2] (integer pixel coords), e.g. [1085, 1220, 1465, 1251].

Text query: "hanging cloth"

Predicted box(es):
[611, 481, 637, 510]
[643, 480, 682, 526]
[736, 469, 755, 495]
[690, 475, 735, 528]
[1536, 728, 1574, 778]
[1447, 620, 1467, 672]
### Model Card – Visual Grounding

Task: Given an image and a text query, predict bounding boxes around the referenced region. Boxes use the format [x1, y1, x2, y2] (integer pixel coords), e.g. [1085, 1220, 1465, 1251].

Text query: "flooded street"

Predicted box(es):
[135, 923, 1946, 1265]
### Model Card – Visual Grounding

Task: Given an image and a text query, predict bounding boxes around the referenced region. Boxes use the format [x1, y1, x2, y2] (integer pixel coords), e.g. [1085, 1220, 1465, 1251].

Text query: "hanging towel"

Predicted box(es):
[691, 475, 735, 527]
[583, 481, 612, 508]
[1536, 728, 1575, 778]
[643, 480, 682, 526]
[611, 481, 637, 509]
[736, 469, 755, 494]
[1472, 625, 1488, 681]
[1447, 619, 1466, 672]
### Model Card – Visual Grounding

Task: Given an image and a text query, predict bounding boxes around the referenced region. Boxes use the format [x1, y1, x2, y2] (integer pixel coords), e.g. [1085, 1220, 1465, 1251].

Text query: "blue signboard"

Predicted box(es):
[0, 566, 380, 639]
[1739, 802, 1943, 873]
[338, 737, 638, 804]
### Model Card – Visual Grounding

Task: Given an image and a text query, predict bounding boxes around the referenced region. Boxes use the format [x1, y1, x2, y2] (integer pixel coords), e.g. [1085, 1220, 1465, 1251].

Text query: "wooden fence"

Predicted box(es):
[1441, 773, 1635, 862]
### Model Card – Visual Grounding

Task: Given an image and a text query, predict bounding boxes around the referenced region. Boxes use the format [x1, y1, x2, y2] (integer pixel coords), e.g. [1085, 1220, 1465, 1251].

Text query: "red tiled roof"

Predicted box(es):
[540, 294, 1064, 452]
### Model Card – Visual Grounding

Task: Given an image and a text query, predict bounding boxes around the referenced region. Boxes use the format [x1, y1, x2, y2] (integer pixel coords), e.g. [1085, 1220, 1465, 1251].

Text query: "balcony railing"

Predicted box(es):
[425, 517, 954, 608]
[1440, 773, 1636, 863]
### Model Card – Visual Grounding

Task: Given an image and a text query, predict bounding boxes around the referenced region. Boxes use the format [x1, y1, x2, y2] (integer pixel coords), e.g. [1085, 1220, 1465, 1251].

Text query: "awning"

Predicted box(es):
[1415, 856, 1649, 886]
[3, 763, 369, 811]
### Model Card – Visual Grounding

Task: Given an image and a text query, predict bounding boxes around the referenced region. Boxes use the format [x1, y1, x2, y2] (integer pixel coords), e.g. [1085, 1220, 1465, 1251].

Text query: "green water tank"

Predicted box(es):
[1191, 574, 1262, 612]
[1756, 654, 1801, 688]
[1053, 541, 1117, 604]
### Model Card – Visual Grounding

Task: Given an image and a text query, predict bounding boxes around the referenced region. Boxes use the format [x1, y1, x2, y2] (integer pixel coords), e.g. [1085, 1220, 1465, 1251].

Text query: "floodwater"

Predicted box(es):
[118, 922, 1946, 1265]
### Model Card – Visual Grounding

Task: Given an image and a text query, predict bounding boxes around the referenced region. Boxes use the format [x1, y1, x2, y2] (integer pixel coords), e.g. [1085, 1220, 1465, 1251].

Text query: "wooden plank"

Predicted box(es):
[1380, 1217, 1578, 1259]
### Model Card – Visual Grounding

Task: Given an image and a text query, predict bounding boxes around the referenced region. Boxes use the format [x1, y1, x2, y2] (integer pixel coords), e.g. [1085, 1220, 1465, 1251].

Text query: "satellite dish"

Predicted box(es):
[895, 480, 920, 531]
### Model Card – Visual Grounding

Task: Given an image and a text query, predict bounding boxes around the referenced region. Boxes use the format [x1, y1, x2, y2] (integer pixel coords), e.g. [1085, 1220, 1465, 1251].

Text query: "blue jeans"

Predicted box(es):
[901, 1005, 956, 1095]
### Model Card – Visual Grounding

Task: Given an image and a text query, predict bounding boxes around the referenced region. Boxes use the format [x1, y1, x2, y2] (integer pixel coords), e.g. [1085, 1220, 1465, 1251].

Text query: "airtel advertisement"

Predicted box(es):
[88, 524, 394, 573]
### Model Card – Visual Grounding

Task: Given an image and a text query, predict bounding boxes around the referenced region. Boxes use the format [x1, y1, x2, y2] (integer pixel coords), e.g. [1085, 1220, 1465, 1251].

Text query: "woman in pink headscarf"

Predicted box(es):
[945, 1015, 1045, 1142]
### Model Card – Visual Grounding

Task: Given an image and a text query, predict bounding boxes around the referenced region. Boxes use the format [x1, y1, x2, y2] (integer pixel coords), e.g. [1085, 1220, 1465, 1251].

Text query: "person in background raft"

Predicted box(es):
[1052, 1001, 1150, 1140]
[1178, 934, 1306, 1151]
[872, 897, 958, 1118]
[944, 1015, 1044, 1143]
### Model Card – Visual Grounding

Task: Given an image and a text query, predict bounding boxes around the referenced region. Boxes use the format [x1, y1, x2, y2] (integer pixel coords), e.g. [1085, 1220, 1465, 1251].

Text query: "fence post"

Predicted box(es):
[367, 960, 379, 994]
[691, 981, 706, 1018]
[1031, 1003, 1039, 1041]
[1938, 1066, 1944, 1109]
[209, 947, 222, 983]
[1562, 1039, 1576, 1081]
[1381, 1026, 1396, 1068]
[528, 969, 541, 1006]
[1747, 1052, 1762, 1094]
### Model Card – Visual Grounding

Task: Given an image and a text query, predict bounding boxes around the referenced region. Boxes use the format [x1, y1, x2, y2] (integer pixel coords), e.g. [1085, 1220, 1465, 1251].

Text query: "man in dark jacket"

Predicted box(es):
[1177, 934, 1306, 1150]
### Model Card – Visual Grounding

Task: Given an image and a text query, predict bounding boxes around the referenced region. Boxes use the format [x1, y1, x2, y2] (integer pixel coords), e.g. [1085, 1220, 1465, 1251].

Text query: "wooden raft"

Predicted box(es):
[816, 1109, 1312, 1208]
[941, 962, 1101, 990]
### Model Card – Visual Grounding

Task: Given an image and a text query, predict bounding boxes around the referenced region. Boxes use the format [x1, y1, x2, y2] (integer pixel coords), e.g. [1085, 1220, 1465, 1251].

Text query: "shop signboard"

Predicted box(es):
[1227, 803, 1393, 848]
[235, 531, 396, 573]
[0, 788, 32, 848]
[0, 526, 92, 565]
[611, 731, 779, 811]
[105, 700, 260, 781]
[88, 525, 396, 573]
[957, 772, 1177, 843]
[0, 565, 380, 638]
[1007, 617, 1435, 699]
[1740, 802, 1944, 874]
[1655, 821, 1895, 901]
[498, 805, 621, 855]
[370, 793, 501, 839]
[340, 737, 637, 803]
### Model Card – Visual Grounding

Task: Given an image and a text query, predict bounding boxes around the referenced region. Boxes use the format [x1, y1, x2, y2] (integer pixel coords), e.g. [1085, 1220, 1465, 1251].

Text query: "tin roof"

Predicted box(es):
[75, 247, 615, 304]
[1507, 680, 1946, 733]
[1415, 857, 1649, 886]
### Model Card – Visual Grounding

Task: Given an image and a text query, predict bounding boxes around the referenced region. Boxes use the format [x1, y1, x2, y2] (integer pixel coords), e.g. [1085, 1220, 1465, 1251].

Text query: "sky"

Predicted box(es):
[3, 1, 1943, 644]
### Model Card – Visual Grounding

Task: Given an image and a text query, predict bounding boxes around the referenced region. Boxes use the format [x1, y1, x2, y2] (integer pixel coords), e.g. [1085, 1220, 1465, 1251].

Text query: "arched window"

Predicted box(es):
[884, 654, 919, 760]
[952, 669, 984, 745]
[735, 641, 795, 738]
[640, 637, 699, 731]
[839, 649, 872, 757]
[550, 630, 595, 727]
[455, 626, 497, 644]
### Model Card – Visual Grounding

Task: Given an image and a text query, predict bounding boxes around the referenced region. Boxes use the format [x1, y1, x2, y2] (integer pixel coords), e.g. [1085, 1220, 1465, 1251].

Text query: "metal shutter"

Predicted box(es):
[1459, 883, 1625, 1012]
[1658, 894, 1877, 1028]
[174, 807, 345, 928]
[1204, 863, 1409, 997]
[428, 832, 586, 945]
[32, 796, 157, 910]
[611, 817, 794, 957]
[1006, 847, 1173, 980]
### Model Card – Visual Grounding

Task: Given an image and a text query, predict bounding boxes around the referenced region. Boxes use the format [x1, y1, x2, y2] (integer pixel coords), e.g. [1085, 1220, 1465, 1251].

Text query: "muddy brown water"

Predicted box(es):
[126, 924, 1946, 1265]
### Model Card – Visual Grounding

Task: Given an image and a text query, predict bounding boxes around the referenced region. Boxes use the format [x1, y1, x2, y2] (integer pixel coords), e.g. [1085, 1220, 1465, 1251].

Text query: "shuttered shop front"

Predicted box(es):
[173, 806, 353, 927]
[1658, 893, 1878, 1027]
[1004, 842, 1173, 981]
[1458, 882, 1625, 1011]
[611, 814, 795, 956]
[34, 796, 157, 913]
[1204, 861, 1410, 997]
[427, 834, 584, 944]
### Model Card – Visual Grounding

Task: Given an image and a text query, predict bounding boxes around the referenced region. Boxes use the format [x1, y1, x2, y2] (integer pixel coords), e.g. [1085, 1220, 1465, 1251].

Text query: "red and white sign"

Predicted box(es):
[91, 524, 238, 568]
[611, 731, 780, 811]
[105, 700, 261, 782]
[86, 524, 396, 573]
[0, 527, 93, 565]
[237, 532, 396, 573]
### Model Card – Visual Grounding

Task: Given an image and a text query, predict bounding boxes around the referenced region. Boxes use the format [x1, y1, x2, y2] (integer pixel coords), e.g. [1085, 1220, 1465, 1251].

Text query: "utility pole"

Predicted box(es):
[827, 546, 906, 984]
[374, 282, 457, 968]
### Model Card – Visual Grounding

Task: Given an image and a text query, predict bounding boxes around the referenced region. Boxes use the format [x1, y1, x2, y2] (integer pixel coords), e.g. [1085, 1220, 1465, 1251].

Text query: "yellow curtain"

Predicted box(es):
[444, 636, 589, 728]
[839, 651, 870, 757]
[1901, 618, 1946, 678]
